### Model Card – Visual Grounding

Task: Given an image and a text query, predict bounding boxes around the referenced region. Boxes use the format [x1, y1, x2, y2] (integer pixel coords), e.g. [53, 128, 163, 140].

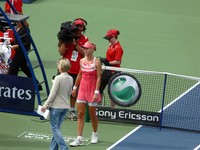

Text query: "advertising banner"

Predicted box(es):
[97, 107, 160, 126]
[0, 74, 35, 112]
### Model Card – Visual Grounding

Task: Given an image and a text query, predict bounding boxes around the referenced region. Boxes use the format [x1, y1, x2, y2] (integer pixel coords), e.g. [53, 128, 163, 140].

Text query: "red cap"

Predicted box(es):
[103, 29, 120, 40]
[74, 19, 85, 26]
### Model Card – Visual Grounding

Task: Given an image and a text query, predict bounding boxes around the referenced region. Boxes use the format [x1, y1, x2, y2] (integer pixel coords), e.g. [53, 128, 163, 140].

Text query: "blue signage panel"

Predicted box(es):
[0, 74, 35, 112]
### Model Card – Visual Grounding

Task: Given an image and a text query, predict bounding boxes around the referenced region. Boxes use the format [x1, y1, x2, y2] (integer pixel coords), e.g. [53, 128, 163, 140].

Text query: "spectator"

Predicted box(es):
[8, 21, 42, 91]
[4, 0, 23, 14]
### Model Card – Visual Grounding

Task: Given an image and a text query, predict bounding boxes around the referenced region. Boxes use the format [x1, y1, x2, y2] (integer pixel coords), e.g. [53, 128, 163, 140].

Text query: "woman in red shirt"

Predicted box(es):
[100, 29, 124, 107]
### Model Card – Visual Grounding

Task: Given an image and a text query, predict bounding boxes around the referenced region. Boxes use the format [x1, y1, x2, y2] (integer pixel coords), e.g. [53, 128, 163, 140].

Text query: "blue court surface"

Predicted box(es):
[107, 125, 200, 150]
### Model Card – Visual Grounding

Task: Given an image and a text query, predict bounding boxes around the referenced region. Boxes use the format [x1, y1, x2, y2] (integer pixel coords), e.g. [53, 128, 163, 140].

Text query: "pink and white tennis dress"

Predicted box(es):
[77, 57, 101, 103]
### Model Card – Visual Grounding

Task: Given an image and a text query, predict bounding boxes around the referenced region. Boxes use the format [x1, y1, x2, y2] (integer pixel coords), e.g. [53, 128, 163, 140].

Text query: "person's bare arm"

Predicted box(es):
[58, 42, 65, 56]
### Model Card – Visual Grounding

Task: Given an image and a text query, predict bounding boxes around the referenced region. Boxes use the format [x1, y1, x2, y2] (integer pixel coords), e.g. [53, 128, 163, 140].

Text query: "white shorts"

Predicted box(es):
[76, 99, 97, 107]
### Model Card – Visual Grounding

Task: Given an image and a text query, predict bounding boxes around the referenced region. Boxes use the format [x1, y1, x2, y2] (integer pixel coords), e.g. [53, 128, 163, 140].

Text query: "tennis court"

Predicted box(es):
[108, 126, 200, 150]
[0, 0, 200, 150]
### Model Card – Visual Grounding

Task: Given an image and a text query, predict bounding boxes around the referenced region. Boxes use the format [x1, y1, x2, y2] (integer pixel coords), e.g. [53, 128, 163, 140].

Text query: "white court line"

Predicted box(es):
[194, 144, 200, 150]
[160, 81, 200, 112]
[107, 82, 200, 150]
[106, 125, 143, 150]
[17, 131, 90, 145]
[17, 131, 27, 138]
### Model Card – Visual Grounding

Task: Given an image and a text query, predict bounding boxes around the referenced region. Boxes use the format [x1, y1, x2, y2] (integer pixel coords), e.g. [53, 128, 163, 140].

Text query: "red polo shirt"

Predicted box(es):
[106, 41, 124, 67]
[63, 34, 88, 74]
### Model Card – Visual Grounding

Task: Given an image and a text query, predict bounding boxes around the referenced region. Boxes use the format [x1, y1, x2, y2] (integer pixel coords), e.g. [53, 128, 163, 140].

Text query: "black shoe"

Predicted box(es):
[38, 85, 43, 91]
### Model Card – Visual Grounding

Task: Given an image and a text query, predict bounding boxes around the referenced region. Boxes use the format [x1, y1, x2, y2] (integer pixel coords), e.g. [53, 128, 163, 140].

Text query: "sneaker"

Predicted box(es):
[91, 133, 98, 144]
[69, 111, 77, 121]
[38, 85, 43, 91]
[70, 138, 83, 147]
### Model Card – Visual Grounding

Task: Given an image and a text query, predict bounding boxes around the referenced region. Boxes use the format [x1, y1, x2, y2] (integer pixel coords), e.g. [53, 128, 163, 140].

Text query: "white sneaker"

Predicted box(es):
[70, 138, 83, 147]
[91, 133, 98, 144]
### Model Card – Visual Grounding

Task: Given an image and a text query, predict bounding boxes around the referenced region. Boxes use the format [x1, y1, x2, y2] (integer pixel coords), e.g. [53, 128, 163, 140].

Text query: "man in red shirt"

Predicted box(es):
[4, 0, 23, 14]
[99, 29, 124, 107]
[58, 18, 89, 120]
[4, 0, 23, 63]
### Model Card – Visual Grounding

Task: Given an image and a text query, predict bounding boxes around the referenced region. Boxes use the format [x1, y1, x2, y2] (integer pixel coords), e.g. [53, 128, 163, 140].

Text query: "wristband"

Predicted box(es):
[94, 90, 99, 94]
[73, 86, 77, 90]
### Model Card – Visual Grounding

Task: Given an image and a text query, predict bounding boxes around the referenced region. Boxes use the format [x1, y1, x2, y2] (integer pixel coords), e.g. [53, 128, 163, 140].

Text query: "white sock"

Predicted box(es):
[77, 136, 82, 140]
[93, 132, 97, 136]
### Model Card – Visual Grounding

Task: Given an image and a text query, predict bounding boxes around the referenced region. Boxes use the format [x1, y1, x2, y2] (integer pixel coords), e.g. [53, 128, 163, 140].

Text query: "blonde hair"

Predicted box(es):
[59, 58, 71, 72]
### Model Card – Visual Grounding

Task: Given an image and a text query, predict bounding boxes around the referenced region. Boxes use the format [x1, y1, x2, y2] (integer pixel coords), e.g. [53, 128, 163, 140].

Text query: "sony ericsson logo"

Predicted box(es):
[0, 86, 32, 100]
[108, 72, 142, 107]
[96, 109, 159, 123]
